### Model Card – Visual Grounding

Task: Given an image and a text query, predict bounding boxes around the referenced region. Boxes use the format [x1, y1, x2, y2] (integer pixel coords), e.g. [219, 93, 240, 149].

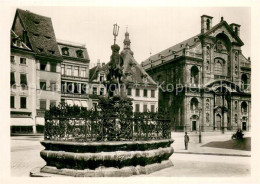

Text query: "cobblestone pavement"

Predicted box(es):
[11, 131, 251, 177]
[11, 136, 45, 177]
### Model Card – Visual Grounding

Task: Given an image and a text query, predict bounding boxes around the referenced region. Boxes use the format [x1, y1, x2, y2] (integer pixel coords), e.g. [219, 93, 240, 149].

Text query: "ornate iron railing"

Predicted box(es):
[44, 114, 171, 142]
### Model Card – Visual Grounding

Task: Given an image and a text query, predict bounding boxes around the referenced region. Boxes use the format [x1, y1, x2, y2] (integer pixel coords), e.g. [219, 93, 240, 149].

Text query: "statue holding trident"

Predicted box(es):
[106, 24, 125, 97]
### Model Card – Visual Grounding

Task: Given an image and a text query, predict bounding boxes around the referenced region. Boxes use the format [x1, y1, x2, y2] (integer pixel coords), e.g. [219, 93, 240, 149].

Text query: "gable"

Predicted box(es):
[14, 9, 62, 59]
[203, 21, 244, 46]
[12, 15, 25, 38]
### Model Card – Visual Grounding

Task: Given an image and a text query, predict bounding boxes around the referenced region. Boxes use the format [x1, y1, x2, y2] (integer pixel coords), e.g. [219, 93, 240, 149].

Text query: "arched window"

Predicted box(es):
[190, 98, 199, 111]
[241, 74, 248, 90]
[214, 58, 225, 75]
[241, 101, 248, 113]
[206, 19, 210, 30]
[190, 66, 199, 85]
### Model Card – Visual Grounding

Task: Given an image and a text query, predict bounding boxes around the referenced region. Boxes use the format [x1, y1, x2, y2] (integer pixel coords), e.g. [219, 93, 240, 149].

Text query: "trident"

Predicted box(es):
[113, 24, 120, 45]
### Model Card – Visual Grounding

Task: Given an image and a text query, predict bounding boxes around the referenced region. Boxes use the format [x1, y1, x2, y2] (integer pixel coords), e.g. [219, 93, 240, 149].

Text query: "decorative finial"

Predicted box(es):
[149, 48, 152, 57]
[113, 23, 120, 45]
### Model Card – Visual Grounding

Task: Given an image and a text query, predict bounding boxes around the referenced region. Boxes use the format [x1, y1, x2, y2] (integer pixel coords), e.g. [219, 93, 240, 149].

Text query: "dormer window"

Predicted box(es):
[33, 33, 39, 37]
[48, 50, 55, 54]
[62, 47, 69, 56]
[16, 40, 21, 47]
[76, 50, 84, 58]
[33, 20, 40, 25]
[45, 36, 51, 40]
[38, 48, 43, 52]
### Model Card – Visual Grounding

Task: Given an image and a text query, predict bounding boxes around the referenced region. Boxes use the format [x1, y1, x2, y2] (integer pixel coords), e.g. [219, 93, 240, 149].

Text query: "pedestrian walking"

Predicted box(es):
[184, 132, 189, 150]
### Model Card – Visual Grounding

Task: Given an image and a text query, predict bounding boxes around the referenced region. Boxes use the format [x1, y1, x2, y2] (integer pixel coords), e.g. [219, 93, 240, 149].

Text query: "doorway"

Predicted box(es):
[242, 122, 247, 131]
[192, 121, 197, 131]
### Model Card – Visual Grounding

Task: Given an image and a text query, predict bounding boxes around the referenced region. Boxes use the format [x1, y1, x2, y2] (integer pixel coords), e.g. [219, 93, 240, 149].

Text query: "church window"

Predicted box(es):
[190, 66, 199, 85]
[214, 58, 225, 75]
[241, 74, 248, 90]
[241, 101, 247, 113]
[190, 98, 199, 111]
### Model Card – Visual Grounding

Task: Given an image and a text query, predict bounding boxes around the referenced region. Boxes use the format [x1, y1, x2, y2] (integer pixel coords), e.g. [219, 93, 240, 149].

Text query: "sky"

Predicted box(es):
[8, 6, 251, 68]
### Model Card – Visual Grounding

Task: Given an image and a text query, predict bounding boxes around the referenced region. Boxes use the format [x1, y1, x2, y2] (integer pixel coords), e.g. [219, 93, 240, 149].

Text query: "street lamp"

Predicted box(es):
[113, 24, 120, 45]
[198, 107, 202, 143]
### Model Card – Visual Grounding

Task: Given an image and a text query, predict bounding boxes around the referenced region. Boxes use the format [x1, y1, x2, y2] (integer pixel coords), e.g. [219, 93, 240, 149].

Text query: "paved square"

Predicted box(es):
[11, 132, 251, 177]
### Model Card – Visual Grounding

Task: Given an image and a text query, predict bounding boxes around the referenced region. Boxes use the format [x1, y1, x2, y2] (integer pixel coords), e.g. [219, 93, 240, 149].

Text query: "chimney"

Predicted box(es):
[201, 15, 213, 33]
[230, 23, 241, 37]
[97, 59, 100, 67]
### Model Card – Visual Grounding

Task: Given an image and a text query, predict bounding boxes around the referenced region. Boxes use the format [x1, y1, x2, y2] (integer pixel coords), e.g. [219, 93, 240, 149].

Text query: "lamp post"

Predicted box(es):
[113, 24, 120, 45]
[198, 107, 202, 143]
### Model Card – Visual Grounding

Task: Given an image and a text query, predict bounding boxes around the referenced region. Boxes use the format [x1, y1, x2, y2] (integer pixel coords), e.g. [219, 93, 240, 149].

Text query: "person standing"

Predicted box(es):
[184, 132, 189, 150]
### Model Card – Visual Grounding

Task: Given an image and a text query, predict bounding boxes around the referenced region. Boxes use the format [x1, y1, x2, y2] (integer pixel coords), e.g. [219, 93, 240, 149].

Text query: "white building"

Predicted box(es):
[11, 9, 63, 133]
[58, 40, 90, 108]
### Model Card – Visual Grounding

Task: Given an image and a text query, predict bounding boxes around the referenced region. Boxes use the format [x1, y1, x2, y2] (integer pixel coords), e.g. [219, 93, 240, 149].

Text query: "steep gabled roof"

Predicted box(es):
[122, 51, 156, 85]
[14, 9, 62, 59]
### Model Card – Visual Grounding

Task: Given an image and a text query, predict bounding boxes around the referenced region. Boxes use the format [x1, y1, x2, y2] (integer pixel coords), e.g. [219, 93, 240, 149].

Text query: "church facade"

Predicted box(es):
[142, 15, 251, 132]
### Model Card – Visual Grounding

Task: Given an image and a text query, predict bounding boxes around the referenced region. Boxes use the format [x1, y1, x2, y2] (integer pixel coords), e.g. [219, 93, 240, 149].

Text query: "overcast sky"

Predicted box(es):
[9, 6, 251, 68]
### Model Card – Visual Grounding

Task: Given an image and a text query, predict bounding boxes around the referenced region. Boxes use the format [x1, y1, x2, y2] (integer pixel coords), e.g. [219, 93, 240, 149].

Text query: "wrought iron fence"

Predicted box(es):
[44, 114, 171, 142]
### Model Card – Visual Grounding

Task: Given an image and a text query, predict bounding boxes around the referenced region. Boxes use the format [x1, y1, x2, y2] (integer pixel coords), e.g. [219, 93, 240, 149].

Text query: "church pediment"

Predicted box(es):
[201, 21, 244, 46]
